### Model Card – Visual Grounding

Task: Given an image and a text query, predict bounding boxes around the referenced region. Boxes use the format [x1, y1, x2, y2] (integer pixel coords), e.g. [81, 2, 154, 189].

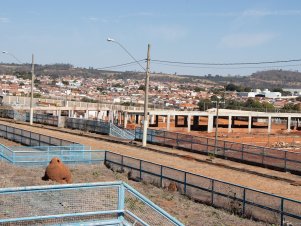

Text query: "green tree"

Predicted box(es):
[194, 87, 205, 92]
[138, 85, 145, 91]
[282, 103, 299, 111]
[225, 83, 240, 91]
[33, 93, 42, 98]
[198, 98, 213, 110]
[62, 80, 69, 86]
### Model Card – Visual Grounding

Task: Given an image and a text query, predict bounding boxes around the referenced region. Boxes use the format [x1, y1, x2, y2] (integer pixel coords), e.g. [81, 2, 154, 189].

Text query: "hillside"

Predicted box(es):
[0, 63, 300, 88]
[197, 70, 301, 89]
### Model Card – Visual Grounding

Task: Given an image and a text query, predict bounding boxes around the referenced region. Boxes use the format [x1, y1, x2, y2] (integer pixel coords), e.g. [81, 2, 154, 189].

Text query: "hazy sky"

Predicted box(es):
[1, 0, 301, 76]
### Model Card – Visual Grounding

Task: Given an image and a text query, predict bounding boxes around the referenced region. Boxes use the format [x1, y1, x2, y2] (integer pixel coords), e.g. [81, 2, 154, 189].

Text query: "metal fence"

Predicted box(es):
[0, 124, 79, 146]
[0, 181, 183, 225]
[105, 151, 301, 226]
[26, 112, 59, 126]
[66, 118, 134, 140]
[0, 144, 105, 165]
[0, 109, 58, 126]
[135, 128, 301, 175]
[66, 118, 111, 134]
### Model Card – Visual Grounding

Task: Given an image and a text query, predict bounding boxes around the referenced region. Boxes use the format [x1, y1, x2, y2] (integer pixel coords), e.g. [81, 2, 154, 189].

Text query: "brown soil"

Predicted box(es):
[1, 120, 300, 201]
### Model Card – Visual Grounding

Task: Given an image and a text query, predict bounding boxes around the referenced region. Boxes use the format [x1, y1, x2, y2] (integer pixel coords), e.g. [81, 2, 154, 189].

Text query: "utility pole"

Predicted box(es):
[213, 98, 225, 155]
[142, 44, 151, 147]
[30, 54, 35, 125]
[214, 100, 219, 155]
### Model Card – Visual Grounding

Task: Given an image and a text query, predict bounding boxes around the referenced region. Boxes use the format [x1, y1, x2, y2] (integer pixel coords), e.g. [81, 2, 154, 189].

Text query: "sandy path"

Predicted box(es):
[2, 120, 301, 201]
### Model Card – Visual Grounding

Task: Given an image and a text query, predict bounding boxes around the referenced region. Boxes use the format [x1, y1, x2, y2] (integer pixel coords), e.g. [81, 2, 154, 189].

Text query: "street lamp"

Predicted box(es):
[2, 51, 35, 125]
[107, 38, 151, 147]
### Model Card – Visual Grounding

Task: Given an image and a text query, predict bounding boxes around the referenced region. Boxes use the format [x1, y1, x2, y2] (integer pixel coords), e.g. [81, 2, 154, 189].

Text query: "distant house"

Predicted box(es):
[237, 89, 281, 99]
[179, 103, 198, 110]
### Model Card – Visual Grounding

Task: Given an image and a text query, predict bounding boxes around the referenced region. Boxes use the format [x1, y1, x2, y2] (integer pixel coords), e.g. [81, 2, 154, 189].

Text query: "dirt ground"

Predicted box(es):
[0, 156, 269, 226]
[1, 120, 300, 201]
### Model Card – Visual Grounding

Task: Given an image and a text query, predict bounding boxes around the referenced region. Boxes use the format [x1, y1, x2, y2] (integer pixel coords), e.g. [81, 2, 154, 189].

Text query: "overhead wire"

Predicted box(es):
[151, 58, 301, 66]
[96, 57, 301, 71]
[151, 61, 301, 70]
[97, 59, 145, 70]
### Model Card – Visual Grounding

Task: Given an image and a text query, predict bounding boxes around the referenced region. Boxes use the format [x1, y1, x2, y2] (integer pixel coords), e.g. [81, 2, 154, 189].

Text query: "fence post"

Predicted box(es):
[121, 155, 124, 172]
[118, 183, 125, 222]
[12, 127, 15, 142]
[284, 151, 287, 172]
[206, 138, 209, 154]
[139, 160, 142, 179]
[39, 134, 41, 146]
[30, 131, 32, 146]
[223, 141, 226, 157]
[280, 198, 284, 226]
[241, 144, 244, 160]
[190, 135, 193, 151]
[160, 165, 163, 188]
[184, 172, 187, 195]
[262, 147, 265, 165]
[104, 151, 107, 164]
[242, 188, 246, 216]
[21, 129, 23, 144]
[211, 179, 214, 206]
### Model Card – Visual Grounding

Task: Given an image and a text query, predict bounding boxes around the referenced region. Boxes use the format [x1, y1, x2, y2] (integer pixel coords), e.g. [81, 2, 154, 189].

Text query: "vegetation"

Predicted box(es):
[198, 98, 276, 111]
[80, 97, 98, 103]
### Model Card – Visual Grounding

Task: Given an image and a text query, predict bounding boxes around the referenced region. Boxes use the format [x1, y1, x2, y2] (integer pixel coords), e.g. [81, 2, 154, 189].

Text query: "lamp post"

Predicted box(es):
[2, 51, 35, 125]
[107, 38, 151, 147]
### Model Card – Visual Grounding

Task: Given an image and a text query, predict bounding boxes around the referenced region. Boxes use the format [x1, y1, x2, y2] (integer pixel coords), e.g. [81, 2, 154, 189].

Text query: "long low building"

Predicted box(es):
[2, 96, 301, 134]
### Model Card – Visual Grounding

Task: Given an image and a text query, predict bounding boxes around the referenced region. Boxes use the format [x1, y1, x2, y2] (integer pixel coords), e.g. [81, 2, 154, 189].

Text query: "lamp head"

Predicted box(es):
[107, 37, 115, 42]
[2, 51, 8, 54]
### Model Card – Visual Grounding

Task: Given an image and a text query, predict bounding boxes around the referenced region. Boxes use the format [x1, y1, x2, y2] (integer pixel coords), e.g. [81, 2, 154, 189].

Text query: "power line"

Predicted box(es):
[151, 58, 301, 66]
[97, 59, 145, 70]
[151, 61, 301, 70]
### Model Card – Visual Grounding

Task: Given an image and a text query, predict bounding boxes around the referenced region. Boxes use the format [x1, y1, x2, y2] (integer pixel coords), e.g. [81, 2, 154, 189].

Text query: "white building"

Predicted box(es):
[237, 89, 281, 98]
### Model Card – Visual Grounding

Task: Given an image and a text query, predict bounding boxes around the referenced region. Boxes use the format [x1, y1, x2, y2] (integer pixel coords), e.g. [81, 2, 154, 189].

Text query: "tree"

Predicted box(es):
[198, 98, 213, 110]
[282, 103, 299, 111]
[62, 80, 69, 86]
[138, 85, 145, 91]
[194, 87, 205, 92]
[33, 93, 42, 98]
[97, 87, 105, 92]
[225, 83, 239, 91]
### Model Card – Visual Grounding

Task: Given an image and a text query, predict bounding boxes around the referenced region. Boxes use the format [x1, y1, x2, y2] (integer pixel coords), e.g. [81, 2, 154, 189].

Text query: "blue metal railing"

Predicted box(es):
[135, 128, 301, 175]
[0, 144, 104, 165]
[66, 118, 135, 140]
[0, 181, 184, 226]
[109, 122, 135, 140]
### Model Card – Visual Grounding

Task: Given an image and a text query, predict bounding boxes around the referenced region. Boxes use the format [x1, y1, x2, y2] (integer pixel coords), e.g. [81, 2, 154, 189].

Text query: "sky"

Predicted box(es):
[1, 0, 301, 76]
